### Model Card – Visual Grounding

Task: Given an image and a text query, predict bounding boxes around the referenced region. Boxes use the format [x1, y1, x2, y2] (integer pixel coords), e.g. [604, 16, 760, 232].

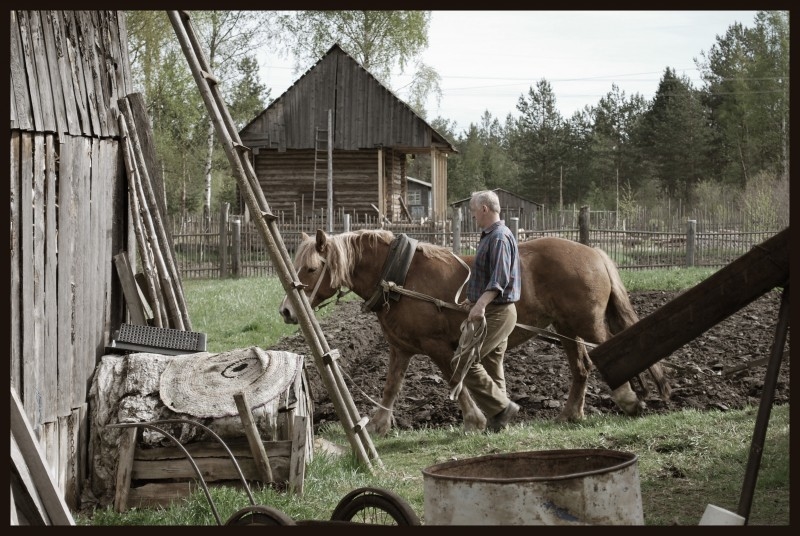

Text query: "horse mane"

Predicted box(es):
[294, 229, 457, 289]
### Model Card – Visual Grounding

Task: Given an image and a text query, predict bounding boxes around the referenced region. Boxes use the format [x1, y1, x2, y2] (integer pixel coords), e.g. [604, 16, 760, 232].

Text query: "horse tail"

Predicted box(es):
[598, 248, 672, 401]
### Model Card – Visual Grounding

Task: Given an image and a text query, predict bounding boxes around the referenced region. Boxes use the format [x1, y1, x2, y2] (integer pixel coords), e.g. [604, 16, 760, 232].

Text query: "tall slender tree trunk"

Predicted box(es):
[203, 119, 214, 228]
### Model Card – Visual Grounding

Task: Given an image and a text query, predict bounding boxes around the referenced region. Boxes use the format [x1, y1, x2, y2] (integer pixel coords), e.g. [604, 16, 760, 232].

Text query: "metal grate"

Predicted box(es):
[108, 323, 207, 355]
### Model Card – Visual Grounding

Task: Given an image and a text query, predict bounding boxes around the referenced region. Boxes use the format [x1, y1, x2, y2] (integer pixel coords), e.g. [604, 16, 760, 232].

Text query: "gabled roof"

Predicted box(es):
[240, 43, 457, 153]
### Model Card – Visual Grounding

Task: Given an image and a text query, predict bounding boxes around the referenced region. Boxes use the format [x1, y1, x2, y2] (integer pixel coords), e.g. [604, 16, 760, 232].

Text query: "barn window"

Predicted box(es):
[408, 189, 421, 205]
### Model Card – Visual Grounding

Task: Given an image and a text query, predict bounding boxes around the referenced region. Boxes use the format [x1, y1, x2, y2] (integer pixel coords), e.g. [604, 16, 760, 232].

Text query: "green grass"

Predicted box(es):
[77, 267, 788, 526]
[81, 406, 789, 526]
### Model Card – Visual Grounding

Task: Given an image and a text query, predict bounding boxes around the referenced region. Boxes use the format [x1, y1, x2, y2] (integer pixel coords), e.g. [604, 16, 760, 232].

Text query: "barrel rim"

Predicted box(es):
[421, 448, 638, 483]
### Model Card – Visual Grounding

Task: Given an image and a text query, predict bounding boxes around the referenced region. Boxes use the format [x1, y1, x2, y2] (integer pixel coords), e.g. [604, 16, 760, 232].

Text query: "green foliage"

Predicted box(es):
[738, 171, 790, 230]
[276, 11, 430, 85]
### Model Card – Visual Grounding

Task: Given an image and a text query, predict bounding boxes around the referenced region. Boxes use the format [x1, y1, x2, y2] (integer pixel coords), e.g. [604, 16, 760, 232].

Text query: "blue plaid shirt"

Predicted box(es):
[467, 220, 521, 303]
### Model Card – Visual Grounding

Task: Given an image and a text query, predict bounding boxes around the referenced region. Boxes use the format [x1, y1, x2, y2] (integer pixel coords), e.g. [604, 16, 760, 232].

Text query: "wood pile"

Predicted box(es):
[114, 93, 191, 330]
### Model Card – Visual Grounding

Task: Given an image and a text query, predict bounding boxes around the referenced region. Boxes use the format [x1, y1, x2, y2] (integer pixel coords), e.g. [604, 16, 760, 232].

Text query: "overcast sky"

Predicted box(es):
[258, 10, 761, 133]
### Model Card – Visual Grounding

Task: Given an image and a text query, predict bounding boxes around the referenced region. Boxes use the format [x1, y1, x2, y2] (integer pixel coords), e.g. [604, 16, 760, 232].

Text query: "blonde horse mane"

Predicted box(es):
[294, 229, 457, 290]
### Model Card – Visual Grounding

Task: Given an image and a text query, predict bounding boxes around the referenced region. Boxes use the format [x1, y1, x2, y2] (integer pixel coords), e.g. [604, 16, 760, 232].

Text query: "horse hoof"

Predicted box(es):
[555, 412, 584, 423]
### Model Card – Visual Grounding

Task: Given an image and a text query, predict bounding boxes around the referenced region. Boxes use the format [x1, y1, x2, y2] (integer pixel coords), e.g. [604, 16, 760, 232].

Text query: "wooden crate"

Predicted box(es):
[114, 415, 308, 511]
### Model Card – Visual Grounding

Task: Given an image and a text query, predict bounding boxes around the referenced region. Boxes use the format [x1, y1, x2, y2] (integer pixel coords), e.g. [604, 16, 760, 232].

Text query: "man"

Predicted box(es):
[461, 190, 521, 432]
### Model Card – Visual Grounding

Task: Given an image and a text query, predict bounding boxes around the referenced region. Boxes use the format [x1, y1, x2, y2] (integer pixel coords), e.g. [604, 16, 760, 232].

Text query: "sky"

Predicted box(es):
[257, 10, 761, 132]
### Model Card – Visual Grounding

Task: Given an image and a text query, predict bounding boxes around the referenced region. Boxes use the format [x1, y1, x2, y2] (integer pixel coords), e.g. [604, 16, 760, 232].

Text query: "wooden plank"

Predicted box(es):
[57, 137, 76, 415]
[62, 411, 81, 510]
[11, 432, 49, 525]
[11, 131, 22, 393]
[32, 135, 46, 423]
[40, 422, 58, 493]
[114, 252, 148, 325]
[134, 439, 292, 461]
[234, 392, 274, 484]
[9, 11, 33, 131]
[98, 140, 119, 352]
[62, 11, 90, 135]
[42, 10, 77, 135]
[78, 11, 106, 136]
[88, 138, 103, 381]
[113, 427, 138, 513]
[71, 137, 92, 408]
[16, 11, 44, 130]
[111, 11, 133, 98]
[288, 415, 307, 496]
[130, 453, 290, 482]
[28, 11, 57, 132]
[43, 135, 58, 422]
[88, 11, 111, 136]
[10, 387, 75, 525]
[10, 483, 20, 525]
[590, 227, 790, 389]
[21, 133, 37, 425]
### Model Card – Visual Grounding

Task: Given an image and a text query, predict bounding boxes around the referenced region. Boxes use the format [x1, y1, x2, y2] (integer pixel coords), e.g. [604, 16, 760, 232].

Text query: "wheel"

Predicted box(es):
[330, 487, 420, 525]
[225, 505, 296, 525]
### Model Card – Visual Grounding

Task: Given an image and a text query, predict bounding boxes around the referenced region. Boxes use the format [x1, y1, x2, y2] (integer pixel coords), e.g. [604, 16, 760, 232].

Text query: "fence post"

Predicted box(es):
[232, 218, 241, 278]
[452, 208, 461, 254]
[344, 213, 350, 233]
[219, 202, 229, 279]
[510, 217, 519, 241]
[579, 206, 590, 245]
[686, 219, 697, 267]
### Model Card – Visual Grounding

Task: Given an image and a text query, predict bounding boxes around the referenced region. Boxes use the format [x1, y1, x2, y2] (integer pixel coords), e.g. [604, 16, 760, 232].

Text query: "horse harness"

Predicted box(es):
[309, 233, 597, 351]
[362, 233, 419, 313]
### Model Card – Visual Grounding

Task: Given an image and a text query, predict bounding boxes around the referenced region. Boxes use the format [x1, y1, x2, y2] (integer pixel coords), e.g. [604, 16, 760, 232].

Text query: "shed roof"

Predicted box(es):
[240, 43, 457, 153]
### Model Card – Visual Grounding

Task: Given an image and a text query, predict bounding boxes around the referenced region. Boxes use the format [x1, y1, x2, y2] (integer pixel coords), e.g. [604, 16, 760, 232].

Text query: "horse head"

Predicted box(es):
[279, 230, 339, 324]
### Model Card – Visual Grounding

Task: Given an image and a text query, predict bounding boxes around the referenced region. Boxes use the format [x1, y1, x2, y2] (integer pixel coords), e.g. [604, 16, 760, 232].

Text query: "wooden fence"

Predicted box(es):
[170, 207, 782, 279]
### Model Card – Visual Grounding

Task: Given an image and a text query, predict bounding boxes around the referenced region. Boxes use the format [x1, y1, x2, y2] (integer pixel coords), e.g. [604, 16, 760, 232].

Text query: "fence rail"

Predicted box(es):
[170, 211, 782, 280]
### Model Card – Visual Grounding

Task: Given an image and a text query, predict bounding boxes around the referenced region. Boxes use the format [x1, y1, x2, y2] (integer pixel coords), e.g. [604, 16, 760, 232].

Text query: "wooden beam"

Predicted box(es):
[288, 415, 307, 497]
[589, 228, 790, 390]
[9, 387, 74, 525]
[233, 392, 274, 484]
[113, 252, 148, 325]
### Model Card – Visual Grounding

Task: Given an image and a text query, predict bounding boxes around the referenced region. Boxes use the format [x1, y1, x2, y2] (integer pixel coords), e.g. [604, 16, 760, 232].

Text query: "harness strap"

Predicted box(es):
[363, 234, 419, 313]
[376, 281, 597, 349]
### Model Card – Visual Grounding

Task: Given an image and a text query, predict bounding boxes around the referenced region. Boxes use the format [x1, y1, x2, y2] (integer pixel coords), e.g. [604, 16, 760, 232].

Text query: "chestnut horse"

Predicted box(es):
[279, 229, 670, 436]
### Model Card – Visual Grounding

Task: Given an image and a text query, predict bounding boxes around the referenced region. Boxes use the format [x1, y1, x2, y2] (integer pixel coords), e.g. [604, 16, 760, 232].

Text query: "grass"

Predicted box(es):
[77, 266, 790, 526]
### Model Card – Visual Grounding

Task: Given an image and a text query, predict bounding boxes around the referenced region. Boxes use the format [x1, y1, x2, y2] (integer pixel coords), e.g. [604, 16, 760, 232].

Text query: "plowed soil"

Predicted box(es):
[268, 289, 789, 433]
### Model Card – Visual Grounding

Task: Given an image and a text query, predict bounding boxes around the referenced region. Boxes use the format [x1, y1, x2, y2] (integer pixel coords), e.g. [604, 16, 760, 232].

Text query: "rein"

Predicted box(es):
[377, 280, 598, 350]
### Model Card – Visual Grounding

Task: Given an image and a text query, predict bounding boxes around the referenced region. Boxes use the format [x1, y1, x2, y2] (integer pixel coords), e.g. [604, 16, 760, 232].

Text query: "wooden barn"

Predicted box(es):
[238, 43, 457, 224]
[450, 188, 543, 230]
[10, 10, 133, 515]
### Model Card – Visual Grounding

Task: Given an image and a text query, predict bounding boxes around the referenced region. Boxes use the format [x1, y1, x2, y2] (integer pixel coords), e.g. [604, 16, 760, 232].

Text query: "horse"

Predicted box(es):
[279, 229, 671, 436]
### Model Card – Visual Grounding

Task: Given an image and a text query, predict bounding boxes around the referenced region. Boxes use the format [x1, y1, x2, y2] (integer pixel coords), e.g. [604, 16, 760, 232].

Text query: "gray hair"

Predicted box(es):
[470, 190, 500, 213]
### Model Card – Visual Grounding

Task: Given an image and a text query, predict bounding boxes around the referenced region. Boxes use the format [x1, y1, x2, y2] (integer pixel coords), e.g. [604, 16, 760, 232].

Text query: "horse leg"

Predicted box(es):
[366, 345, 412, 437]
[555, 336, 590, 422]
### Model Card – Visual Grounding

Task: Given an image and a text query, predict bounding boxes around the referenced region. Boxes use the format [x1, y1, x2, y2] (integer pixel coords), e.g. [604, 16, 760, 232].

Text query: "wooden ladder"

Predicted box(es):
[312, 126, 327, 213]
[313, 110, 334, 232]
[167, 10, 382, 472]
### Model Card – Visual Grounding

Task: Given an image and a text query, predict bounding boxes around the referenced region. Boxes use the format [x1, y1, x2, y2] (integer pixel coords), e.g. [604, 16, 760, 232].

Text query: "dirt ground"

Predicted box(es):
[267, 288, 790, 433]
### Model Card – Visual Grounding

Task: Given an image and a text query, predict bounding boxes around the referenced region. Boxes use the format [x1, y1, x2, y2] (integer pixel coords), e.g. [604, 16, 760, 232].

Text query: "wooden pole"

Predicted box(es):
[233, 392, 274, 485]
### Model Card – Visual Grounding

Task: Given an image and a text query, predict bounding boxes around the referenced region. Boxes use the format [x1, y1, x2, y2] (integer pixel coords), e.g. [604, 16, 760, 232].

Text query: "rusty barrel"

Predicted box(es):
[422, 449, 643, 525]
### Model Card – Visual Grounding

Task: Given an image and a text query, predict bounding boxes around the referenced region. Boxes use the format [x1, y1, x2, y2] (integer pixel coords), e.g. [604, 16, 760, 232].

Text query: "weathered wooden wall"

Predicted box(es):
[252, 148, 408, 222]
[10, 10, 133, 511]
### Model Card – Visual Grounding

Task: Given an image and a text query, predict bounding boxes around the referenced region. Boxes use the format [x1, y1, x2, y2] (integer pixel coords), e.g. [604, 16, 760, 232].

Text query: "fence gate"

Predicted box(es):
[168, 10, 382, 471]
